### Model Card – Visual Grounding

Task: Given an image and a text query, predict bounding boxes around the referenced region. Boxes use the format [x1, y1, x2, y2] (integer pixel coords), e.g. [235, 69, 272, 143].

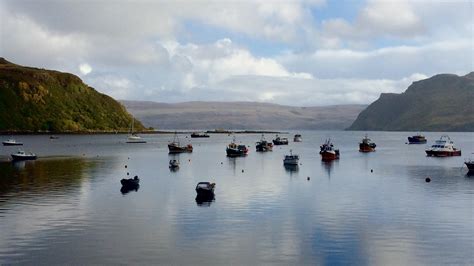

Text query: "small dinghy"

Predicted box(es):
[195, 182, 215, 197]
[121, 175, 140, 188]
[11, 150, 37, 161]
[169, 159, 180, 169]
[3, 139, 23, 146]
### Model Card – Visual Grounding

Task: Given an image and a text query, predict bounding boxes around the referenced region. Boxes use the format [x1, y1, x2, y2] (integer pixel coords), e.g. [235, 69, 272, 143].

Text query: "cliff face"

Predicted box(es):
[347, 72, 474, 131]
[0, 58, 144, 132]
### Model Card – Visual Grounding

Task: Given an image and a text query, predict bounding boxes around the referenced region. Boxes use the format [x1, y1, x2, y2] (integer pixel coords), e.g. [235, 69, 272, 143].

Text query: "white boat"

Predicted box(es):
[283, 150, 299, 165]
[293, 134, 302, 142]
[2, 139, 23, 146]
[126, 119, 146, 143]
[425, 135, 461, 157]
[11, 150, 37, 161]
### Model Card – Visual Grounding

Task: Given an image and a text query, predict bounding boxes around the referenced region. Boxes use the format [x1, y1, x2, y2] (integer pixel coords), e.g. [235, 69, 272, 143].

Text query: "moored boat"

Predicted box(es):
[226, 137, 248, 157]
[283, 150, 299, 165]
[293, 134, 302, 142]
[320, 139, 340, 161]
[169, 159, 180, 169]
[256, 134, 273, 152]
[425, 135, 461, 157]
[408, 134, 427, 144]
[273, 135, 289, 145]
[191, 132, 210, 138]
[126, 119, 146, 143]
[121, 176, 140, 188]
[195, 182, 215, 197]
[465, 160, 474, 173]
[11, 150, 37, 161]
[49, 135, 59, 140]
[359, 134, 376, 152]
[2, 139, 23, 146]
[168, 132, 193, 153]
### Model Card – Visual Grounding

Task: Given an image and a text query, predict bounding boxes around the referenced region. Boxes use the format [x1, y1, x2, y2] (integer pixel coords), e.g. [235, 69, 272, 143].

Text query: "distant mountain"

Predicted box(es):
[348, 72, 474, 131]
[0, 58, 144, 132]
[122, 100, 366, 130]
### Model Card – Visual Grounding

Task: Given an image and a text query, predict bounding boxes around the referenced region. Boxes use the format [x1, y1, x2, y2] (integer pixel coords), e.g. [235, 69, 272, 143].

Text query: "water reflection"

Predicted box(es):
[120, 185, 140, 195]
[284, 164, 299, 173]
[195, 194, 215, 207]
[321, 160, 336, 178]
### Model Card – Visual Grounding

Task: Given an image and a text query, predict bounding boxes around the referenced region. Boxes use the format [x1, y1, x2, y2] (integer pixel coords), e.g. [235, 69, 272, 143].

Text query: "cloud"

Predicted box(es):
[79, 63, 92, 75]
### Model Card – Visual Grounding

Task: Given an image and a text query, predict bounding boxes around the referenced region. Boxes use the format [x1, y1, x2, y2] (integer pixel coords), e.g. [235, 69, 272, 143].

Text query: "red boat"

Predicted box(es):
[359, 134, 376, 152]
[320, 139, 340, 161]
[425, 135, 461, 157]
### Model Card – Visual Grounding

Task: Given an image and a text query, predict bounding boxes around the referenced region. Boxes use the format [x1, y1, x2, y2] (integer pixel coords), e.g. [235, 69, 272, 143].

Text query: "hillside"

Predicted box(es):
[122, 100, 366, 130]
[0, 58, 144, 132]
[347, 72, 474, 131]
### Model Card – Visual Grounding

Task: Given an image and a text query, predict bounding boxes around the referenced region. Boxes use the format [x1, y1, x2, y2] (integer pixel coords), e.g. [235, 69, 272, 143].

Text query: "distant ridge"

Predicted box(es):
[0, 58, 145, 132]
[347, 72, 474, 131]
[122, 100, 366, 130]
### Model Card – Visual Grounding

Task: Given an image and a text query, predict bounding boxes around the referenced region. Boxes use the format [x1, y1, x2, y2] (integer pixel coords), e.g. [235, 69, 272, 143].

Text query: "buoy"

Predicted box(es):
[221, 162, 223, 164]
[425, 177, 431, 183]
[371, 169, 373, 173]
[307, 177, 310, 181]
[242, 169, 244, 173]
[125, 165, 128, 168]
[127, 172, 129, 175]
[189, 159, 191, 162]
[128, 157, 130, 160]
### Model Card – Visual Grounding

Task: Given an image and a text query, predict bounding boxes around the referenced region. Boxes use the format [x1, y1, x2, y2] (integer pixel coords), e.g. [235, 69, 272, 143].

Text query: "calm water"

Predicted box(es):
[0, 131, 473, 265]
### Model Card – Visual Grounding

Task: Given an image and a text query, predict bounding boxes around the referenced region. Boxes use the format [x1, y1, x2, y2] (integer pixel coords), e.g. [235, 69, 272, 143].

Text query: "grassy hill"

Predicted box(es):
[122, 100, 366, 130]
[0, 58, 144, 132]
[347, 72, 474, 131]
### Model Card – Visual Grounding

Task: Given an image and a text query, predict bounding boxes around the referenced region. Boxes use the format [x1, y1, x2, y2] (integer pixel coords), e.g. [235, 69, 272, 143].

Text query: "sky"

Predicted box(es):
[0, 0, 472, 106]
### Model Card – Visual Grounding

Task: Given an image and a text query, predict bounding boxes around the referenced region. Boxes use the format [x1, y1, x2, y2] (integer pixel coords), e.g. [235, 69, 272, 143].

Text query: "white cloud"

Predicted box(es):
[79, 63, 92, 75]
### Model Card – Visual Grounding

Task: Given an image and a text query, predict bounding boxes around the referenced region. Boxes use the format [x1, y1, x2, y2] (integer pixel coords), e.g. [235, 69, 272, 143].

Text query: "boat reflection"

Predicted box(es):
[195, 194, 215, 207]
[284, 164, 299, 173]
[120, 185, 140, 195]
[322, 160, 337, 178]
[12, 159, 27, 170]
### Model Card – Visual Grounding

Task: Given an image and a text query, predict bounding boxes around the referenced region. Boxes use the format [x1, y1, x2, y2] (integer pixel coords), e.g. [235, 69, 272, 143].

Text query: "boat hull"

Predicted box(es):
[226, 148, 248, 157]
[11, 154, 37, 161]
[425, 150, 461, 157]
[121, 178, 139, 188]
[273, 140, 288, 145]
[359, 143, 376, 152]
[168, 144, 193, 153]
[126, 140, 147, 143]
[283, 159, 298, 165]
[191, 135, 210, 138]
[256, 143, 273, 152]
[320, 151, 339, 161]
[3, 142, 23, 146]
[408, 136, 427, 144]
[466, 162, 474, 173]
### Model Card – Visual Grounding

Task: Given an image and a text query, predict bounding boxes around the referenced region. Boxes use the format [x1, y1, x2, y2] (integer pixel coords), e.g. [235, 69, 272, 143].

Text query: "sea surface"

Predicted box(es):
[0, 131, 473, 265]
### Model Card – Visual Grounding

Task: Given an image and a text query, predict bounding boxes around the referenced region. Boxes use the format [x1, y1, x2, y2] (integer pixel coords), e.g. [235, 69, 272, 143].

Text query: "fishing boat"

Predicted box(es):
[273, 135, 289, 145]
[293, 134, 302, 142]
[425, 135, 461, 157]
[359, 134, 376, 152]
[465, 160, 474, 173]
[11, 150, 37, 161]
[226, 136, 248, 157]
[121, 176, 140, 188]
[2, 139, 23, 146]
[255, 134, 273, 152]
[195, 182, 215, 197]
[320, 139, 340, 161]
[408, 134, 427, 144]
[126, 119, 146, 143]
[191, 132, 210, 138]
[169, 159, 180, 169]
[168, 132, 193, 153]
[283, 150, 299, 165]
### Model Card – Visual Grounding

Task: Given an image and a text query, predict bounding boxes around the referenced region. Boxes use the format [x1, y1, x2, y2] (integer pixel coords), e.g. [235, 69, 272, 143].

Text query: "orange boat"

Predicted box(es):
[320, 139, 340, 161]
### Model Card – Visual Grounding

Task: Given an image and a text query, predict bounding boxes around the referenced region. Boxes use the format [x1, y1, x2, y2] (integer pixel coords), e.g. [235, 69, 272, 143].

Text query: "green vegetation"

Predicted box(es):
[347, 72, 474, 131]
[0, 58, 145, 132]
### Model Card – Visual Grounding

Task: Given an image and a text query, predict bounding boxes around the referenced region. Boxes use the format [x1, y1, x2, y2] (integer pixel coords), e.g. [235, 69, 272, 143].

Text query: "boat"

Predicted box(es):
[226, 137, 248, 157]
[273, 135, 289, 145]
[11, 150, 37, 161]
[425, 135, 461, 157]
[283, 150, 299, 165]
[49, 135, 59, 140]
[195, 182, 215, 197]
[293, 134, 302, 142]
[191, 132, 210, 138]
[169, 159, 180, 169]
[121, 176, 140, 188]
[126, 119, 146, 143]
[320, 139, 340, 161]
[168, 132, 193, 153]
[255, 134, 273, 152]
[2, 139, 23, 146]
[465, 159, 474, 173]
[408, 134, 427, 144]
[359, 134, 376, 152]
